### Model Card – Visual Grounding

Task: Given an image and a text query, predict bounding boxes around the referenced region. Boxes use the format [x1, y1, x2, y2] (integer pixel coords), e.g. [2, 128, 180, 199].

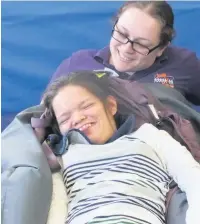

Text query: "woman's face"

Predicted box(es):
[109, 7, 166, 72]
[52, 85, 117, 144]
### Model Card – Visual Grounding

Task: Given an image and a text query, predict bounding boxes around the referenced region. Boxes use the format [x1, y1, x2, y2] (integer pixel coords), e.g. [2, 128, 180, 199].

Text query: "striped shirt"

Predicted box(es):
[60, 124, 200, 224]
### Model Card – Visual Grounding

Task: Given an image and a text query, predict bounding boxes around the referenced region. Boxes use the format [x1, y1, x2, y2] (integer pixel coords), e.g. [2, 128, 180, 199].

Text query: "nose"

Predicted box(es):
[71, 112, 86, 127]
[120, 41, 135, 54]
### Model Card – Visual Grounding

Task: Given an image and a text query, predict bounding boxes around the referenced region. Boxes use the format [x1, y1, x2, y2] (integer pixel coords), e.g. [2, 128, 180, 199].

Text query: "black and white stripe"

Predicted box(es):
[63, 154, 170, 195]
[62, 137, 171, 224]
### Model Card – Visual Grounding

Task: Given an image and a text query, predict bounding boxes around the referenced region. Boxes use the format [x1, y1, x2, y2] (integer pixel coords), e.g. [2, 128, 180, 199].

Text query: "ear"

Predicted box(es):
[156, 42, 170, 57]
[106, 95, 118, 116]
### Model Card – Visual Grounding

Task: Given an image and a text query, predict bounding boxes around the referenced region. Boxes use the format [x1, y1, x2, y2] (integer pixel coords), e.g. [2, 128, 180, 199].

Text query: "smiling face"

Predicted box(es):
[52, 85, 117, 144]
[109, 7, 166, 72]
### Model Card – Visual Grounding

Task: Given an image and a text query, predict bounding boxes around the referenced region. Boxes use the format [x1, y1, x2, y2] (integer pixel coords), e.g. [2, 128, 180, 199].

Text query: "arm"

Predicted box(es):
[134, 123, 200, 224]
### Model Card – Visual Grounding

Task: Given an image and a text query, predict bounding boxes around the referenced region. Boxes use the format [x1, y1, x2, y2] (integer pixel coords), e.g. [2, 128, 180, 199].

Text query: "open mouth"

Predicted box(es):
[118, 50, 133, 62]
[79, 123, 92, 131]
[78, 122, 95, 132]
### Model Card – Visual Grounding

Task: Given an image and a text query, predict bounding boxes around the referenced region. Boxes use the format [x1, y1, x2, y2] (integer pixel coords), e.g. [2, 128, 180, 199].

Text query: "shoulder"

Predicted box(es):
[71, 48, 100, 58]
[70, 46, 110, 62]
[50, 48, 106, 81]
[59, 47, 110, 69]
[159, 45, 200, 103]
[59, 48, 99, 65]
[166, 45, 200, 68]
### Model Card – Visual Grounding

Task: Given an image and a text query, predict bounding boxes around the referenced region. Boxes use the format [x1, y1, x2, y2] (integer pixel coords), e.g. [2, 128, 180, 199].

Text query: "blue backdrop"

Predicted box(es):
[2, 1, 200, 130]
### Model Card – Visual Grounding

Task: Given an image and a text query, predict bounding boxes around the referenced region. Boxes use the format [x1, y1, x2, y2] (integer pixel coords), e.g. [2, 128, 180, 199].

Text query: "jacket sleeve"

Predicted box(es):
[133, 123, 200, 224]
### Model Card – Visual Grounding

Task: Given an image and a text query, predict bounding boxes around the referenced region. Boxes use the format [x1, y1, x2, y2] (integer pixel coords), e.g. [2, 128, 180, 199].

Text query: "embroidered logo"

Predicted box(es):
[96, 72, 106, 78]
[154, 73, 174, 88]
[104, 67, 119, 77]
[94, 68, 119, 77]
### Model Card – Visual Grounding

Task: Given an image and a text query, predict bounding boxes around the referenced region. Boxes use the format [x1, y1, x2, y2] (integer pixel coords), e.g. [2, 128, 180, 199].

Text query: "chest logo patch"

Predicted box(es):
[154, 73, 174, 88]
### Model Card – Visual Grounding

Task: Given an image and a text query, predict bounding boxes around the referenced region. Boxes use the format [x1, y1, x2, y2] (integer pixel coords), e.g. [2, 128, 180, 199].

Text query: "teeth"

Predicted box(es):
[79, 123, 92, 131]
[119, 52, 132, 62]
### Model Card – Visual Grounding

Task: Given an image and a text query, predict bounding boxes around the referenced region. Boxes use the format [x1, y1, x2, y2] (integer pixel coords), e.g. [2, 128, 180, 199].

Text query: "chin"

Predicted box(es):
[89, 136, 105, 145]
[114, 64, 131, 73]
[85, 134, 97, 144]
[113, 60, 134, 72]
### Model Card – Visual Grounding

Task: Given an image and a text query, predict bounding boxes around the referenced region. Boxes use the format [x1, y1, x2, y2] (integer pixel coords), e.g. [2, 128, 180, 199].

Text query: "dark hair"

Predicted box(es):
[43, 71, 114, 131]
[113, 1, 175, 47]
[43, 70, 148, 134]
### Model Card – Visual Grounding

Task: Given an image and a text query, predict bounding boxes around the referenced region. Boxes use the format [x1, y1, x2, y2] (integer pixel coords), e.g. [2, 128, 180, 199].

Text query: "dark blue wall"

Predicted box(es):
[2, 1, 200, 129]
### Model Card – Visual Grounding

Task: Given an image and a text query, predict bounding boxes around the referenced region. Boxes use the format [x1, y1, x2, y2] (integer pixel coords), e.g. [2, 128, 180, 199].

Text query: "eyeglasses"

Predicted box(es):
[111, 29, 161, 56]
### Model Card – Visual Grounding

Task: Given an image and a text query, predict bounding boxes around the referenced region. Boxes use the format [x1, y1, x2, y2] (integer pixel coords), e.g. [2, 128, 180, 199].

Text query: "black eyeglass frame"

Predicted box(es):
[111, 28, 162, 56]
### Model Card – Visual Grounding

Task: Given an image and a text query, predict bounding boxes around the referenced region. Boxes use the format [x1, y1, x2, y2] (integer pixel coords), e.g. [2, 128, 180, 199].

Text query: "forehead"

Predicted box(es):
[53, 85, 95, 106]
[118, 7, 161, 42]
[52, 85, 96, 113]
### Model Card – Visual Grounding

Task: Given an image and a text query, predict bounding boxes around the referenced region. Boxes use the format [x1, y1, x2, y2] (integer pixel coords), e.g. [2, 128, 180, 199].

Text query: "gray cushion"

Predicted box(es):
[1, 115, 52, 224]
[166, 189, 188, 224]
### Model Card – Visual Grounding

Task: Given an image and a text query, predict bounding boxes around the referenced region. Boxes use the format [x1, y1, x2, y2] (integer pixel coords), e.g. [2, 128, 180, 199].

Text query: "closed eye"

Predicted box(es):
[134, 42, 150, 49]
[58, 117, 70, 126]
[81, 103, 94, 110]
[116, 26, 152, 48]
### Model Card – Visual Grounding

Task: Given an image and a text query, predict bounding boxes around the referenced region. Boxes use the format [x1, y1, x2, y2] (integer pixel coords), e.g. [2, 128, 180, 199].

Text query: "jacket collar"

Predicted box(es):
[54, 114, 136, 155]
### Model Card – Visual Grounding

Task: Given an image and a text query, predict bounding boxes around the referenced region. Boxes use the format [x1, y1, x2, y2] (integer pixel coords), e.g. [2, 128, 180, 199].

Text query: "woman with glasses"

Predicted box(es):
[49, 1, 200, 105]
